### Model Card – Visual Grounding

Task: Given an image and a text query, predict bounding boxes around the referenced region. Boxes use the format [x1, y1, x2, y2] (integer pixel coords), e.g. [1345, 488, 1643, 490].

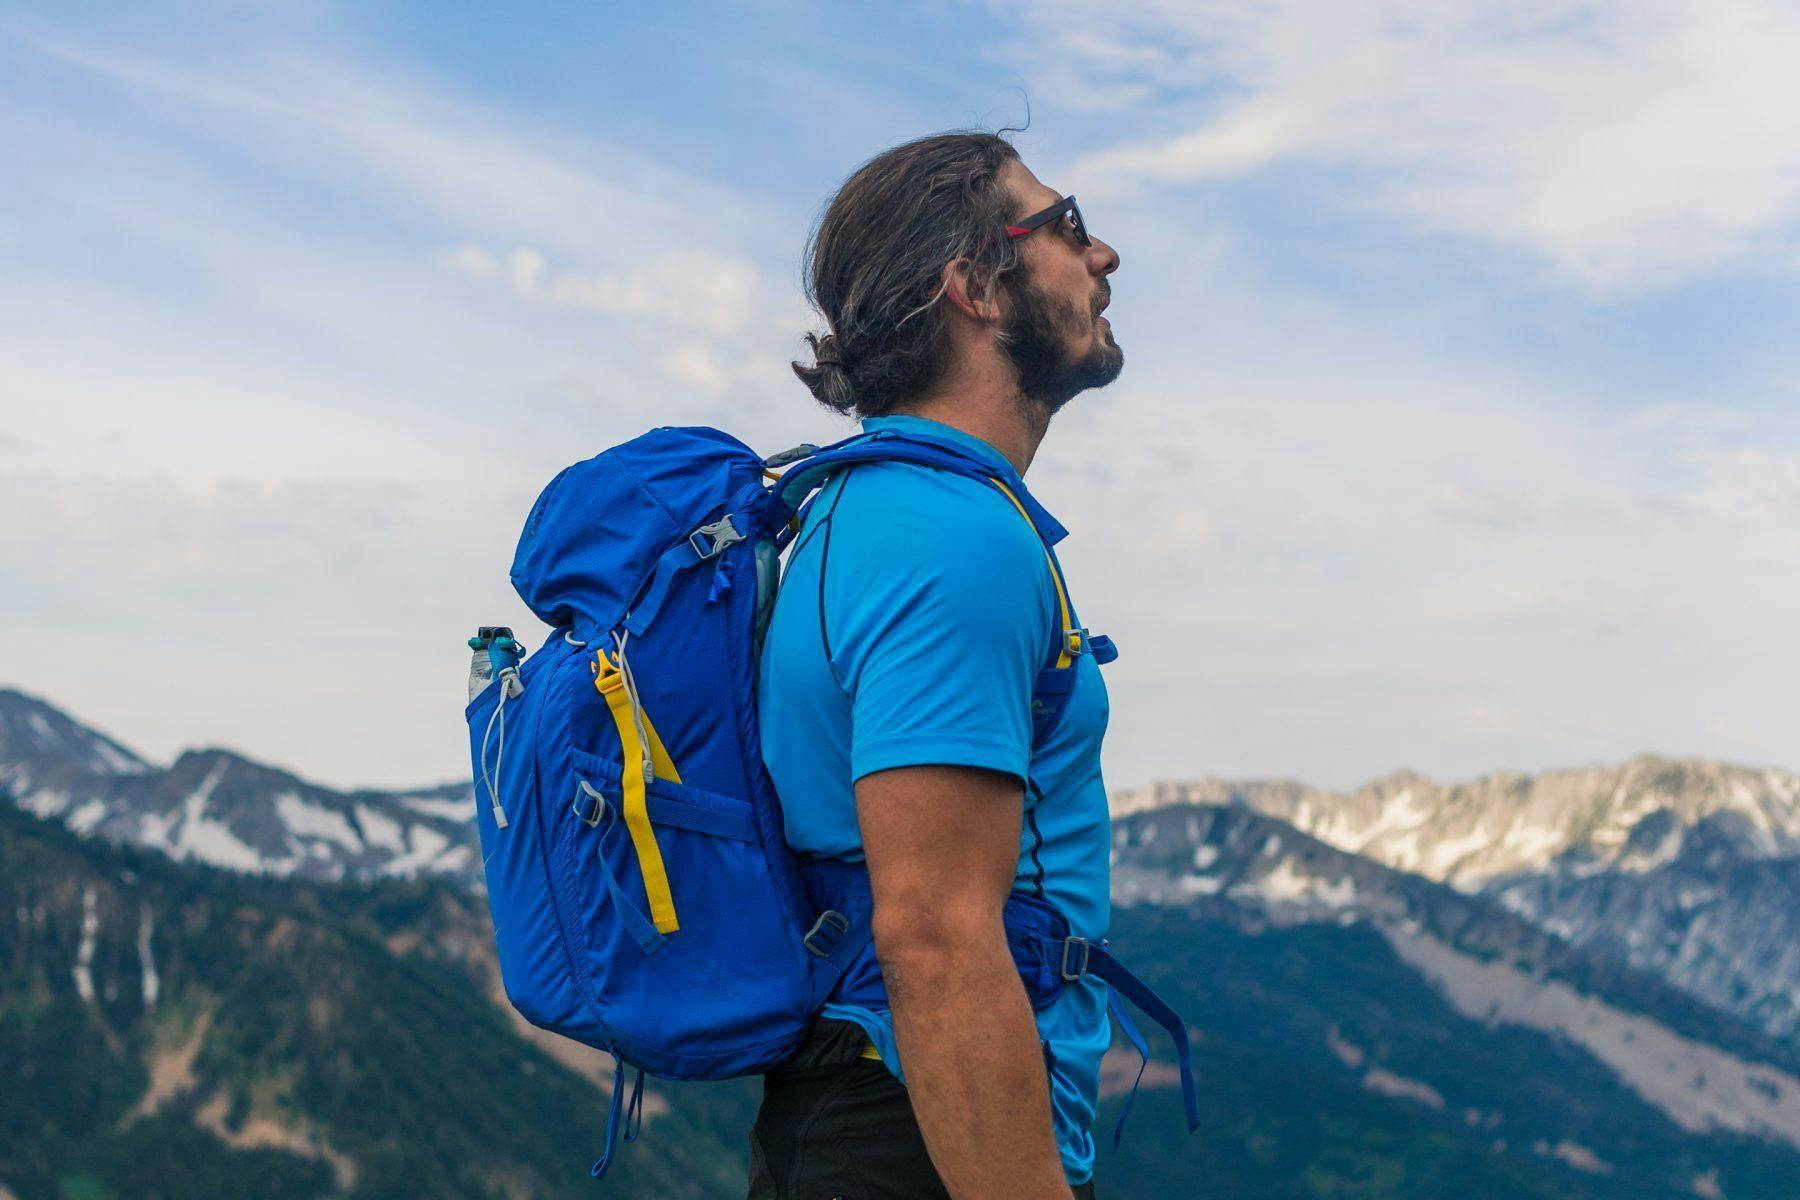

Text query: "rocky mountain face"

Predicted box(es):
[1115, 757, 1800, 1045]
[1105, 800, 1800, 1198]
[0, 802, 757, 1200]
[0, 689, 479, 889]
[1113, 758, 1800, 887]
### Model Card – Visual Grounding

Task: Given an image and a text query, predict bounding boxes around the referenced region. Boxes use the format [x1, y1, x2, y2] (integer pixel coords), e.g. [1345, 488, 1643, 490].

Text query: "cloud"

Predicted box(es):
[993, 0, 1800, 289]
[440, 244, 764, 337]
[3, 7, 1794, 798]
[1034, 330, 1800, 787]
[0, 19, 840, 787]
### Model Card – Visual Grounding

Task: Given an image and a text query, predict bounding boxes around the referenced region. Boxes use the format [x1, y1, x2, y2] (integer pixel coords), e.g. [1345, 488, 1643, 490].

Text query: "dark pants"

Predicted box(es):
[748, 1018, 1097, 1200]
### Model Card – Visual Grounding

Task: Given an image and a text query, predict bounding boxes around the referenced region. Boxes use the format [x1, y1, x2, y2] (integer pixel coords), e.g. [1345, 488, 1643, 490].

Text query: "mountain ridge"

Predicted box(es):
[0, 688, 479, 888]
[11, 686, 1800, 1195]
[1115, 755, 1800, 1046]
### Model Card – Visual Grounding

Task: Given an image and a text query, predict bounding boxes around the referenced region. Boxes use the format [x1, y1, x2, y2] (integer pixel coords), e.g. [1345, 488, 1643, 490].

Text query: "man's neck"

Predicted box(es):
[890, 386, 1051, 477]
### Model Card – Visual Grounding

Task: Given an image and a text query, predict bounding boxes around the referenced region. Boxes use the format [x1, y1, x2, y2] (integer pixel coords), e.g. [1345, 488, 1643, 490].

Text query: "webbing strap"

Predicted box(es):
[595, 654, 681, 935]
[1105, 987, 1151, 1150]
[990, 479, 1079, 668]
[624, 540, 700, 638]
[621, 1067, 647, 1144]
[590, 1055, 628, 1179]
[1087, 945, 1201, 1134]
[591, 834, 663, 954]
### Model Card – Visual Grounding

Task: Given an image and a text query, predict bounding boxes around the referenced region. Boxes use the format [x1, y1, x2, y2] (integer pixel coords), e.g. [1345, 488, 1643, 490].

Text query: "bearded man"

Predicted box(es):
[752, 130, 1133, 1200]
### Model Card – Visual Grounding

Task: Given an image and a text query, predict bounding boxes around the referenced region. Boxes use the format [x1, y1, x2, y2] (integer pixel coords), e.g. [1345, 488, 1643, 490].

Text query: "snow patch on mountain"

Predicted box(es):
[274, 793, 363, 853]
[66, 798, 108, 834]
[355, 804, 407, 855]
[397, 795, 471, 822]
[19, 786, 69, 820]
[138, 902, 159, 1010]
[73, 886, 98, 1005]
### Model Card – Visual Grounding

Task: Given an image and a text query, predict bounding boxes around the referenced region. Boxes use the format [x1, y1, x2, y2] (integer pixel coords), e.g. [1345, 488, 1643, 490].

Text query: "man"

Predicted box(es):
[754, 130, 1123, 1200]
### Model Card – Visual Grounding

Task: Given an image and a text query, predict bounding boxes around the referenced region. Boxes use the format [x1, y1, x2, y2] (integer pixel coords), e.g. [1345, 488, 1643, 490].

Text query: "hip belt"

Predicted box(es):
[796, 858, 1201, 1148]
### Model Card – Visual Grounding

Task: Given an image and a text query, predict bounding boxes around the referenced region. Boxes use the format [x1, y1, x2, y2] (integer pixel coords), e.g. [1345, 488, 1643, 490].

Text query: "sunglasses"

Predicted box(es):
[1005, 195, 1091, 248]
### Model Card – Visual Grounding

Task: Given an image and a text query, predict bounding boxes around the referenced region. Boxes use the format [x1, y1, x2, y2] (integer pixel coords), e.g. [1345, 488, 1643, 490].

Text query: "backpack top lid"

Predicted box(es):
[509, 426, 765, 645]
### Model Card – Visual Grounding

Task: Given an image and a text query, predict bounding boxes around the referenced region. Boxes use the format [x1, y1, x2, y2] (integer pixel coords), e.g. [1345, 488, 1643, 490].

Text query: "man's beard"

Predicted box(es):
[997, 274, 1123, 414]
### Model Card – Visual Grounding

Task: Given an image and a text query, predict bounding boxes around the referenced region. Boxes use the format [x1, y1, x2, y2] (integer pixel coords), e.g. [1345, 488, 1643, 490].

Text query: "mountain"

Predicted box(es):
[12, 686, 1800, 1195]
[0, 689, 480, 889]
[1111, 758, 1800, 887]
[1115, 757, 1800, 1045]
[16, 795, 1800, 1200]
[0, 800, 759, 1200]
[1101, 800, 1800, 1199]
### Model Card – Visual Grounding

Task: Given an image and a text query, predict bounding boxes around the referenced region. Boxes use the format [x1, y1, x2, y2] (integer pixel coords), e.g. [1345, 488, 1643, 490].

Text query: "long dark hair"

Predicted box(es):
[793, 130, 1025, 419]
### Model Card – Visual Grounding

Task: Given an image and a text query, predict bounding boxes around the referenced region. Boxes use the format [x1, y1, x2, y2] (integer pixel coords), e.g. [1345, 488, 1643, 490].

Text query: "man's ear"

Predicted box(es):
[937, 257, 1005, 324]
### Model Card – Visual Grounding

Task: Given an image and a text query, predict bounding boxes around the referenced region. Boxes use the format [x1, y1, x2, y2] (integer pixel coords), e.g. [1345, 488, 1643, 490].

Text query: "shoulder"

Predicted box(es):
[826, 462, 1046, 580]
[817, 461, 1054, 648]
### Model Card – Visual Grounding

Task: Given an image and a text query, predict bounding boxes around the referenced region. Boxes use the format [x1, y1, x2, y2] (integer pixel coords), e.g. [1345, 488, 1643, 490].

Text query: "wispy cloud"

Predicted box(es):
[0, 18, 835, 785]
[2, 5, 1794, 794]
[440, 244, 764, 338]
[1038, 329, 1800, 786]
[994, 0, 1800, 289]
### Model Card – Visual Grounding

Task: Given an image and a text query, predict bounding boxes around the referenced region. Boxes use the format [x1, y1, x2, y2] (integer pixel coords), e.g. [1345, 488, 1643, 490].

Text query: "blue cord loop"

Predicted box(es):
[590, 1056, 628, 1180]
[622, 1068, 647, 1144]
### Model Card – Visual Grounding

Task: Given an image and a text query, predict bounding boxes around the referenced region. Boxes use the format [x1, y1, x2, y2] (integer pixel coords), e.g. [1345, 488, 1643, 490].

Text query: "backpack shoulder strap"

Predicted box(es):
[768, 431, 997, 518]
[768, 432, 1114, 747]
[988, 478, 1081, 671]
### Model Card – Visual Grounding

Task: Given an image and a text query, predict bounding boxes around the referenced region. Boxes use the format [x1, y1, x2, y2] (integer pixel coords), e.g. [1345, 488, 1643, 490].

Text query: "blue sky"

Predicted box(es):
[3, 0, 1797, 791]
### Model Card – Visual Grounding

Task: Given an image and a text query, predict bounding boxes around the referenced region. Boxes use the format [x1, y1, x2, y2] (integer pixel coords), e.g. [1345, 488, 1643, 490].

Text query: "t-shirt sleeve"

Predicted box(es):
[824, 474, 1053, 785]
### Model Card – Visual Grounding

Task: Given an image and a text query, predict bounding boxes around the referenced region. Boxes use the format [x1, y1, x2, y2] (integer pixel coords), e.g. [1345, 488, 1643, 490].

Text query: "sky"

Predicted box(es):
[2, 0, 1797, 793]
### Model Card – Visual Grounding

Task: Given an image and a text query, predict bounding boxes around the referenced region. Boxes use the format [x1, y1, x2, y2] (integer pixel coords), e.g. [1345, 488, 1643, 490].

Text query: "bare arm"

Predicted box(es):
[857, 764, 1073, 1200]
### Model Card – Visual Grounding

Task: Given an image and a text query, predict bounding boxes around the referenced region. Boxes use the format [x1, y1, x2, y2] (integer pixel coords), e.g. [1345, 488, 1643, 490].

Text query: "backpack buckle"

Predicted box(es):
[1060, 936, 1090, 981]
[573, 779, 612, 829]
[762, 443, 819, 470]
[688, 515, 744, 560]
[803, 910, 852, 958]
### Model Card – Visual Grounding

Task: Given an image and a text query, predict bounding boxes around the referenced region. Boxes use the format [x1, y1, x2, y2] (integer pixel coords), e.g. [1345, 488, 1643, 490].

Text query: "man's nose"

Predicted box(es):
[1089, 235, 1120, 277]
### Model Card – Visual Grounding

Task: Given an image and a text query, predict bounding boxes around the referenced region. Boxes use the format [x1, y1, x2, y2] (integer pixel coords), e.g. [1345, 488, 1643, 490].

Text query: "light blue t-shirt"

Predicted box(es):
[757, 414, 1113, 1185]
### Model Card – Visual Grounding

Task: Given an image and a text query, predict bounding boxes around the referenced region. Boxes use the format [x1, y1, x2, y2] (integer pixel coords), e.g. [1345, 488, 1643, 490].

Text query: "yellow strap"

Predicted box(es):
[860, 1039, 883, 1061]
[595, 654, 681, 934]
[989, 480, 1078, 669]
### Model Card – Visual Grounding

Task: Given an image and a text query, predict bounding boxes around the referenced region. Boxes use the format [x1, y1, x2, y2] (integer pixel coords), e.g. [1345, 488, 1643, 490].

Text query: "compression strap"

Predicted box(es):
[595, 650, 682, 934]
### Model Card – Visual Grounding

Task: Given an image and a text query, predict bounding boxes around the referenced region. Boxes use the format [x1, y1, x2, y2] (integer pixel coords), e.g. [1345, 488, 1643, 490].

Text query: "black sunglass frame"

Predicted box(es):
[1005, 195, 1090, 247]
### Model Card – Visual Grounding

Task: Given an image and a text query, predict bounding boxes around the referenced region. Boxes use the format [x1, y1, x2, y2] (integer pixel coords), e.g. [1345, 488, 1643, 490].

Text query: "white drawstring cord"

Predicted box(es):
[609, 631, 656, 785]
[480, 666, 524, 829]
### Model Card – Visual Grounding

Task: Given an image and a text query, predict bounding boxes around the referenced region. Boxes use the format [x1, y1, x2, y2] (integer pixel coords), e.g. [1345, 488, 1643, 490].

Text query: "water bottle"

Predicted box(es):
[468, 627, 523, 701]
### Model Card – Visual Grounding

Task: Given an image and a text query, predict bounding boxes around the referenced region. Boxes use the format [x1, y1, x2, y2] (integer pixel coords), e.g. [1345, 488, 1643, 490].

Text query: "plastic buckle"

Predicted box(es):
[573, 779, 611, 829]
[688, 515, 744, 560]
[1060, 936, 1090, 981]
[803, 910, 851, 958]
[593, 650, 626, 695]
[762, 443, 819, 470]
[1066, 627, 1091, 658]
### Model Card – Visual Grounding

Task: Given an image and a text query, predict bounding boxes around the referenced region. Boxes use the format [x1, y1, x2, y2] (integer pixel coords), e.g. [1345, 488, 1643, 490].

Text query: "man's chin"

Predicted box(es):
[1041, 349, 1123, 412]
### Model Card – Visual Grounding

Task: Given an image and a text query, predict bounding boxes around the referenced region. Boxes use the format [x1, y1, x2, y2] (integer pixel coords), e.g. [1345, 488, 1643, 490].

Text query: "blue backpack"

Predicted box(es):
[465, 426, 1198, 1179]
